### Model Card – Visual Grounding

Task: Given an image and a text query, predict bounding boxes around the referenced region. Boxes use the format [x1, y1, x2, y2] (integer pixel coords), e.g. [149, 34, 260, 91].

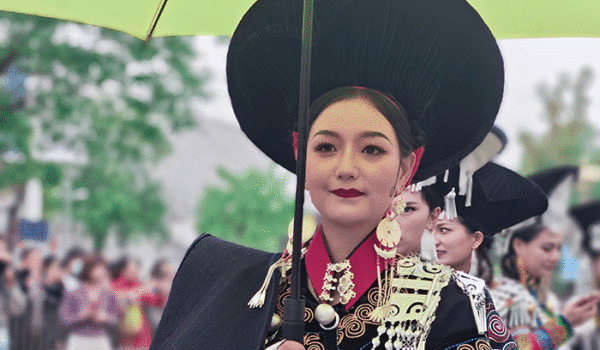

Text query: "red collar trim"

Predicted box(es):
[305, 226, 379, 310]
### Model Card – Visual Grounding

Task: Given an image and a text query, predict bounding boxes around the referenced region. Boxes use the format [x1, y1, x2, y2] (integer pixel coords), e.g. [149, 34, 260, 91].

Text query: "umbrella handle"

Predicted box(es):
[280, 0, 314, 343]
[281, 298, 306, 343]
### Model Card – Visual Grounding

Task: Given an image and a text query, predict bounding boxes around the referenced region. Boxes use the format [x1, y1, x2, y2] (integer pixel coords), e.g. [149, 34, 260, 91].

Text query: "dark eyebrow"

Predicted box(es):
[311, 130, 339, 139]
[311, 130, 392, 144]
[360, 131, 392, 144]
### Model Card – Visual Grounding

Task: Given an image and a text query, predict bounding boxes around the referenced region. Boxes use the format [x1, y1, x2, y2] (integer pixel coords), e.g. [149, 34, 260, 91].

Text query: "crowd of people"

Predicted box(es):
[0, 237, 174, 350]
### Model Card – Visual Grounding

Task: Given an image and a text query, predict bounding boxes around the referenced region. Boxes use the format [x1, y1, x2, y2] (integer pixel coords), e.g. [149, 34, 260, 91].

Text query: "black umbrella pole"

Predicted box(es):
[281, 0, 314, 344]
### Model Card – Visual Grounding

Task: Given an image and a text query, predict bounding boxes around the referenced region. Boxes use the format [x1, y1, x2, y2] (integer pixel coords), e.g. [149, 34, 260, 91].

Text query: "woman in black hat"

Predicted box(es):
[558, 200, 600, 350]
[150, 0, 505, 348]
[491, 167, 600, 350]
[425, 162, 547, 350]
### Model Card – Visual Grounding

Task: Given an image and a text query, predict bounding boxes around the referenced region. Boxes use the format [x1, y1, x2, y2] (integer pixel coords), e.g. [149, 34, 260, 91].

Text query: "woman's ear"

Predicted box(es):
[472, 231, 484, 250]
[426, 207, 441, 231]
[395, 152, 416, 196]
[512, 237, 526, 256]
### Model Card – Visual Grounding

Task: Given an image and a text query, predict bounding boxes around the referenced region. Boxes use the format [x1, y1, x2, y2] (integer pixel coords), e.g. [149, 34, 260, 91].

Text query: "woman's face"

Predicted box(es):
[305, 97, 412, 229]
[514, 228, 562, 279]
[395, 189, 440, 255]
[432, 217, 482, 272]
[91, 264, 110, 286]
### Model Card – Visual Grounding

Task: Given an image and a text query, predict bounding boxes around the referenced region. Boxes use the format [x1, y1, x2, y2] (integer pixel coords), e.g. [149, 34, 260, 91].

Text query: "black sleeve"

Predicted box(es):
[150, 234, 281, 350]
[425, 280, 486, 350]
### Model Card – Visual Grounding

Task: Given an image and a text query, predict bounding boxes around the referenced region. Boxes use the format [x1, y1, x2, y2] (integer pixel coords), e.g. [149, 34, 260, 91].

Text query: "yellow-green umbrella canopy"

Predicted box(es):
[1, 0, 599, 40]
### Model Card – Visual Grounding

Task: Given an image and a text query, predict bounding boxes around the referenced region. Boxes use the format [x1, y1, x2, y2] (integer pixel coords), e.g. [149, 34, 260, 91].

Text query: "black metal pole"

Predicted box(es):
[280, 0, 314, 343]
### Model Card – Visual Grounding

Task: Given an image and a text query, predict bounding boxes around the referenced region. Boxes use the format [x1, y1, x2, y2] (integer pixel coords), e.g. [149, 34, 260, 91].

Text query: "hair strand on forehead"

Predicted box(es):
[306, 86, 417, 158]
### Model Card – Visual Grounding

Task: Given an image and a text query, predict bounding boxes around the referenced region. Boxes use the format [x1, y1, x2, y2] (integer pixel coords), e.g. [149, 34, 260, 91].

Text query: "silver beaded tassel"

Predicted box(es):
[371, 321, 426, 350]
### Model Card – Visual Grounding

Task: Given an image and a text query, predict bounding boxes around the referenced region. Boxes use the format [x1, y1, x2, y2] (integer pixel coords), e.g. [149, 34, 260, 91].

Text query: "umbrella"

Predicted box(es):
[1, 0, 600, 40]
[2, 0, 599, 344]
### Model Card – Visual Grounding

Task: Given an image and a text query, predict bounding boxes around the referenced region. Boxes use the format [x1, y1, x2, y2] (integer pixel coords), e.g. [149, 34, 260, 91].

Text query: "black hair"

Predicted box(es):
[43, 255, 57, 274]
[501, 222, 547, 281]
[111, 256, 130, 280]
[151, 259, 167, 279]
[60, 246, 86, 269]
[307, 86, 422, 157]
[420, 186, 444, 213]
[20, 247, 34, 262]
[80, 255, 106, 283]
[457, 215, 493, 285]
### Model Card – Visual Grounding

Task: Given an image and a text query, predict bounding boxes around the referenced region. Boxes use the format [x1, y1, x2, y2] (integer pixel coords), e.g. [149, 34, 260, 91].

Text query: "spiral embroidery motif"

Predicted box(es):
[457, 344, 475, 350]
[338, 314, 365, 338]
[487, 313, 509, 342]
[304, 307, 314, 323]
[475, 339, 492, 350]
[304, 334, 325, 350]
[502, 342, 519, 350]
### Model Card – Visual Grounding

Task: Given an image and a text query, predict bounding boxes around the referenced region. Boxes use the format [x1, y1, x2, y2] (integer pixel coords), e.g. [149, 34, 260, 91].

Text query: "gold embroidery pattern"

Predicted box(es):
[476, 339, 492, 350]
[275, 287, 314, 323]
[456, 339, 492, 350]
[304, 334, 325, 350]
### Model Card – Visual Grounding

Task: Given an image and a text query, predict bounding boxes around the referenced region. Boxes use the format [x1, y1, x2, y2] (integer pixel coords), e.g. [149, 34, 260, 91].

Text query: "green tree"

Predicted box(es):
[519, 67, 600, 297]
[0, 12, 209, 249]
[197, 166, 294, 252]
[519, 66, 600, 202]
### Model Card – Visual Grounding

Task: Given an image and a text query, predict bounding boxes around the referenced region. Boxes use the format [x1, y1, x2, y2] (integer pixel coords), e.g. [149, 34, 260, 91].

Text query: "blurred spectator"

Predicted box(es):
[10, 247, 44, 350]
[0, 235, 23, 350]
[145, 260, 174, 334]
[59, 255, 118, 350]
[61, 247, 86, 293]
[111, 257, 162, 350]
[41, 255, 65, 350]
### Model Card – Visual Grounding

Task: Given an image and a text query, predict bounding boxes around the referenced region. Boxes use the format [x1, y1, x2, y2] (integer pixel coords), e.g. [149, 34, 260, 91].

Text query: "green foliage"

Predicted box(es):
[519, 67, 600, 201]
[0, 12, 209, 249]
[197, 166, 294, 252]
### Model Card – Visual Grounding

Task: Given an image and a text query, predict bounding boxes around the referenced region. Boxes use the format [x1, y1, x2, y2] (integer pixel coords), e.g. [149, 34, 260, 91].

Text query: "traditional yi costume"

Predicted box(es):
[562, 201, 600, 350]
[490, 166, 580, 350]
[149, 0, 506, 348]
[428, 155, 550, 350]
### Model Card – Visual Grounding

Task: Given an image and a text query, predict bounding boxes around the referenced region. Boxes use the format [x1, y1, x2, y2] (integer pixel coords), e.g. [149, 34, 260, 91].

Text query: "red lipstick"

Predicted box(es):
[331, 188, 364, 198]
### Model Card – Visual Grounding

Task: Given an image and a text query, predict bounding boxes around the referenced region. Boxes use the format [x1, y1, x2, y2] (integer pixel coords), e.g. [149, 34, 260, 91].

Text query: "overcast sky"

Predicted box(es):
[193, 36, 600, 172]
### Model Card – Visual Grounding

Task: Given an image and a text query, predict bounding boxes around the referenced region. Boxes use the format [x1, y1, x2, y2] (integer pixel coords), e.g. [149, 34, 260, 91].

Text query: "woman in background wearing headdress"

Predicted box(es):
[562, 201, 600, 350]
[491, 167, 600, 350]
[150, 0, 505, 348]
[429, 161, 546, 350]
[427, 125, 506, 285]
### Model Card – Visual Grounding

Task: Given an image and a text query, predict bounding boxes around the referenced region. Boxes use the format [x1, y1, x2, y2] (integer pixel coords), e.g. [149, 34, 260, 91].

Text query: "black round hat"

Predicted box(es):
[455, 162, 548, 236]
[227, 0, 504, 182]
[570, 201, 600, 256]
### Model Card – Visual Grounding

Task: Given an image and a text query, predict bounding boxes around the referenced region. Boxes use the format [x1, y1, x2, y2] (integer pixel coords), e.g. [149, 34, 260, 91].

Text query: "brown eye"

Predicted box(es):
[363, 145, 385, 155]
[315, 143, 336, 152]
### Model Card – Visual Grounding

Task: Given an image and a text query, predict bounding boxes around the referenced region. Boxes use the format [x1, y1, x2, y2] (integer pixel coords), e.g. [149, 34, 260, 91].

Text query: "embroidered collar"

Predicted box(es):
[305, 226, 379, 310]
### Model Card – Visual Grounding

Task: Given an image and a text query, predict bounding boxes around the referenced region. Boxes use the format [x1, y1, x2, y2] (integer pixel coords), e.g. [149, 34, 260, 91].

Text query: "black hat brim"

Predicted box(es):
[227, 0, 504, 182]
[458, 163, 549, 235]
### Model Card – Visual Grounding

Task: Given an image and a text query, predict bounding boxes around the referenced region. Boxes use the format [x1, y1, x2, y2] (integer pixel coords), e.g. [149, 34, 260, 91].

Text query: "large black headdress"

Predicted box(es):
[571, 201, 600, 256]
[454, 163, 548, 236]
[227, 0, 504, 183]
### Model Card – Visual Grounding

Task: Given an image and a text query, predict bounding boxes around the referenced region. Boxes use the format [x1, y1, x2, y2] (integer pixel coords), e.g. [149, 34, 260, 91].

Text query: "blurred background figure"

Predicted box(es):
[60, 255, 118, 350]
[491, 167, 600, 350]
[145, 260, 173, 335]
[61, 247, 87, 293]
[10, 247, 44, 350]
[41, 255, 65, 350]
[111, 256, 162, 350]
[562, 201, 600, 350]
[0, 235, 17, 350]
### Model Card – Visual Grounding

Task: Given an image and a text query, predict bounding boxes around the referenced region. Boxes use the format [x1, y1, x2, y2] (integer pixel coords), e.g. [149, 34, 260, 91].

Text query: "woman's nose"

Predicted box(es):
[336, 148, 359, 179]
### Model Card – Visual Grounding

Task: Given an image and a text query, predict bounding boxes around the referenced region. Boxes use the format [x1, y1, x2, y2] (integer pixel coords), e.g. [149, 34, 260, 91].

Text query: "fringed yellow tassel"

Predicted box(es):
[248, 259, 287, 308]
[370, 258, 396, 323]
